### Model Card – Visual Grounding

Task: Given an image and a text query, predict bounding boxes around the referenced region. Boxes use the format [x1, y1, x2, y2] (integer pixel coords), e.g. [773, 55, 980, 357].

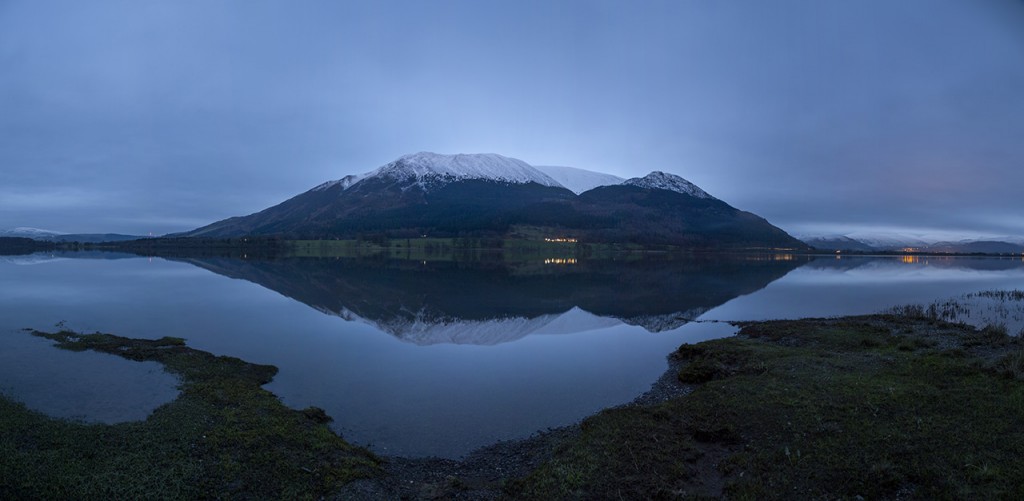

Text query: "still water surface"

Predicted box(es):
[1, 253, 1022, 458]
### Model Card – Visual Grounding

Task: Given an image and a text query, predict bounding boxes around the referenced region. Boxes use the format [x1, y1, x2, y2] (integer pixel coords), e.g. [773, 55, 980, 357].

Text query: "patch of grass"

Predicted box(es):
[506, 317, 1024, 499]
[507, 405, 705, 499]
[991, 348, 1024, 380]
[0, 330, 381, 499]
[675, 338, 772, 384]
[963, 322, 1013, 348]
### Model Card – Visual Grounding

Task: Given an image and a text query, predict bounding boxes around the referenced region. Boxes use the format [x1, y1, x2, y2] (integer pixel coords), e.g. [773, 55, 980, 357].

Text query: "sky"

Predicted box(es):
[1, 0, 1023, 240]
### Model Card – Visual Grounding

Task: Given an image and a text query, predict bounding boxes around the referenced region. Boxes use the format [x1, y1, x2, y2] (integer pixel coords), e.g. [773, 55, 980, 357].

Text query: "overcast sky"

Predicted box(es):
[2, 0, 1023, 239]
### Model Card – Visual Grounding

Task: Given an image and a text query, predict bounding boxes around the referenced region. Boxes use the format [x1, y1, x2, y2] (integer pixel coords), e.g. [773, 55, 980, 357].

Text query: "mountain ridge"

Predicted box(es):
[177, 152, 806, 250]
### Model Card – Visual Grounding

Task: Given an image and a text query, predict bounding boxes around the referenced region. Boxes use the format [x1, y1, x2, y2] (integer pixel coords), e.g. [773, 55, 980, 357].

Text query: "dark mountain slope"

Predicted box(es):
[178, 153, 806, 250]
[568, 181, 803, 249]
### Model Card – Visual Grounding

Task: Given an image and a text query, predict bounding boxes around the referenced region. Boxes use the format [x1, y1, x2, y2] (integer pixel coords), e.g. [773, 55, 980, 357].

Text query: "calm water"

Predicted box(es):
[2, 253, 1023, 458]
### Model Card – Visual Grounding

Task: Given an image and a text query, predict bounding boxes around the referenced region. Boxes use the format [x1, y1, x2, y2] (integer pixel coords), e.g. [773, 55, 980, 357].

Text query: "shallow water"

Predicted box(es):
[0, 330, 179, 423]
[1, 253, 1022, 457]
[703, 256, 1024, 323]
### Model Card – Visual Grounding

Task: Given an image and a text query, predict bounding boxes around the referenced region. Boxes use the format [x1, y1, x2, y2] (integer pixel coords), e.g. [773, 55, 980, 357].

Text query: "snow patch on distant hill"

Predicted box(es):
[623, 171, 713, 199]
[0, 227, 66, 238]
[843, 231, 932, 250]
[533, 165, 624, 195]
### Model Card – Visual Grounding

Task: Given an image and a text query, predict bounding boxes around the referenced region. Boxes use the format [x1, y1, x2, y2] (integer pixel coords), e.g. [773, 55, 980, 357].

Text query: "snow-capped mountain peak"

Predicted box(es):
[370, 152, 564, 188]
[623, 171, 713, 199]
[533, 165, 625, 195]
[307, 154, 718, 200]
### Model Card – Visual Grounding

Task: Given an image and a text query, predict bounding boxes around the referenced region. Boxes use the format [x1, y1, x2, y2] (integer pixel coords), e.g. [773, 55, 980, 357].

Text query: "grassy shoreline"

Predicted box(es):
[4, 314, 1024, 498]
[0, 330, 380, 499]
[506, 315, 1024, 499]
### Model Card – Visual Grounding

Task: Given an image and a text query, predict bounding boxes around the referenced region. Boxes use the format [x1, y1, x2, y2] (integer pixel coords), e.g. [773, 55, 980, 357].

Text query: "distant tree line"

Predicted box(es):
[0, 237, 57, 255]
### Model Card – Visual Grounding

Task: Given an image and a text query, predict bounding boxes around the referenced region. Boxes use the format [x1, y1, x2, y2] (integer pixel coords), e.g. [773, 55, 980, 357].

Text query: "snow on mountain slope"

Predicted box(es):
[533, 165, 624, 195]
[311, 174, 363, 192]
[307, 153, 721, 201]
[623, 171, 713, 199]
[370, 152, 563, 188]
[799, 235, 876, 252]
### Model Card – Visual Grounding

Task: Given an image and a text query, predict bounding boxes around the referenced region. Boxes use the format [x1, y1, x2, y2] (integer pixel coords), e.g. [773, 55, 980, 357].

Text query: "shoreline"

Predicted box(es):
[343, 313, 1024, 499]
[5, 311, 1024, 498]
[337, 330, 702, 500]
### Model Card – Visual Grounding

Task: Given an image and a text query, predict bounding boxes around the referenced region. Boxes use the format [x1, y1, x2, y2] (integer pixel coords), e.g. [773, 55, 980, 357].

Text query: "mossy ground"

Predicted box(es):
[0, 330, 380, 499]
[506, 315, 1024, 499]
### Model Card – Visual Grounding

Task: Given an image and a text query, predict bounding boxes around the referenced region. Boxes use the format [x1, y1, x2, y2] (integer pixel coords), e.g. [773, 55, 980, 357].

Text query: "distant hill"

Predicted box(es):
[0, 227, 143, 243]
[177, 152, 807, 250]
[801, 236, 877, 252]
[802, 233, 1024, 254]
[926, 241, 1024, 254]
[0, 227, 65, 239]
[53, 233, 144, 243]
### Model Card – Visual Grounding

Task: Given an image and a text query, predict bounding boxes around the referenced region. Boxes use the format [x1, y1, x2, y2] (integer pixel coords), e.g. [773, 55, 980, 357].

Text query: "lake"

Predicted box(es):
[2, 252, 1023, 458]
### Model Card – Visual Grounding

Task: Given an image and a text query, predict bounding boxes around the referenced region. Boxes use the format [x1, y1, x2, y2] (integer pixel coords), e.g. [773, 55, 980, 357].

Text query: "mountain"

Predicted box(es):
[181, 152, 577, 239]
[180, 152, 806, 250]
[0, 227, 142, 243]
[571, 172, 803, 248]
[532, 165, 625, 194]
[844, 232, 931, 251]
[799, 232, 935, 251]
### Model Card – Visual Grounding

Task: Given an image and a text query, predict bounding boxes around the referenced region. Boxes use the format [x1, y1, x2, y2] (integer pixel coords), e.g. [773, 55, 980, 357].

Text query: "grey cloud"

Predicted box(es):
[0, 0, 1021, 238]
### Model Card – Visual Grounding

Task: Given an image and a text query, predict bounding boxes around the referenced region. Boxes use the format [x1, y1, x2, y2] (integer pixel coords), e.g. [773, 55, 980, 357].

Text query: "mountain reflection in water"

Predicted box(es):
[177, 255, 806, 345]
